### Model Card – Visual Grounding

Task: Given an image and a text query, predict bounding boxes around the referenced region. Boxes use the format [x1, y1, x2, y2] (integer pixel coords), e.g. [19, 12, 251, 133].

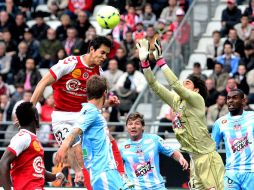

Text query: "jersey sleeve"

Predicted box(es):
[156, 135, 174, 157]
[74, 107, 97, 132]
[211, 120, 223, 151]
[7, 132, 31, 156]
[49, 56, 78, 80]
[160, 64, 204, 107]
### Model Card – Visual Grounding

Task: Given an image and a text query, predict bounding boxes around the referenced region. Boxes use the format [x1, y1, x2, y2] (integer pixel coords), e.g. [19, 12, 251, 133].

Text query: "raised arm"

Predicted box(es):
[30, 72, 55, 106]
[136, 39, 176, 107]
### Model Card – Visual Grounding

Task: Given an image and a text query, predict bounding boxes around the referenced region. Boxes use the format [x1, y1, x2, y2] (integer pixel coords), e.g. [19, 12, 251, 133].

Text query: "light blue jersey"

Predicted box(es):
[212, 111, 254, 172]
[75, 103, 125, 189]
[212, 111, 254, 189]
[120, 134, 174, 190]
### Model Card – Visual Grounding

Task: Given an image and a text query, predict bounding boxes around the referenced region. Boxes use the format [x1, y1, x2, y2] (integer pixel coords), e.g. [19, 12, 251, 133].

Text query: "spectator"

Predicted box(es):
[243, 0, 254, 24]
[2, 29, 17, 56]
[39, 28, 63, 68]
[221, 77, 238, 96]
[242, 40, 254, 71]
[247, 68, 254, 103]
[205, 78, 220, 107]
[11, 90, 41, 121]
[62, 27, 83, 56]
[170, 8, 191, 64]
[10, 41, 28, 77]
[206, 30, 223, 69]
[0, 110, 8, 146]
[132, 22, 146, 42]
[216, 42, 240, 76]
[9, 13, 28, 43]
[112, 16, 130, 42]
[189, 62, 207, 81]
[31, 11, 50, 41]
[38, 94, 54, 146]
[51, 48, 67, 66]
[0, 42, 11, 82]
[106, 33, 121, 59]
[233, 64, 249, 95]
[234, 14, 253, 41]
[23, 27, 40, 62]
[56, 14, 72, 41]
[0, 10, 13, 32]
[9, 83, 24, 106]
[155, 19, 167, 39]
[74, 11, 91, 38]
[114, 47, 128, 72]
[126, 0, 146, 11]
[221, 0, 242, 37]
[67, 0, 93, 18]
[121, 31, 135, 61]
[116, 61, 147, 115]
[14, 58, 42, 91]
[209, 62, 229, 92]
[122, 5, 140, 31]
[79, 26, 96, 54]
[0, 75, 9, 96]
[104, 59, 123, 92]
[139, 3, 156, 29]
[4, 0, 19, 18]
[0, 94, 12, 121]
[160, 0, 178, 25]
[47, 0, 68, 18]
[224, 28, 245, 58]
[206, 94, 228, 132]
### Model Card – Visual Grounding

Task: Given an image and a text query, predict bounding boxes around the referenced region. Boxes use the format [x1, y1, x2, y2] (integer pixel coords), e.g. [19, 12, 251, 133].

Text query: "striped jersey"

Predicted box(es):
[74, 103, 117, 180]
[119, 134, 174, 190]
[212, 111, 254, 172]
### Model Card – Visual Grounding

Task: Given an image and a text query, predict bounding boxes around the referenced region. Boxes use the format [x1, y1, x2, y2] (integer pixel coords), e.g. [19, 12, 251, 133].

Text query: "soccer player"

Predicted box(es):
[30, 36, 127, 188]
[0, 102, 65, 190]
[55, 75, 128, 190]
[212, 89, 254, 190]
[120, 112, 188, 189]
[136, 39, 225, 190]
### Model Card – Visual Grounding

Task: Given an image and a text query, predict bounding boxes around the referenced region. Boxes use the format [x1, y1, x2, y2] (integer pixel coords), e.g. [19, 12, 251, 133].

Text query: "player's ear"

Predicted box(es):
[89, 46, 95, 53]
[193, 88, 199, 93]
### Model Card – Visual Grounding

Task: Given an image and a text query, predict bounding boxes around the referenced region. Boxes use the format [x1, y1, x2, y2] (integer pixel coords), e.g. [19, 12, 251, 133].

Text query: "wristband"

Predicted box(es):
[140, 61, 150, 68]
[156, 58, 166, 67]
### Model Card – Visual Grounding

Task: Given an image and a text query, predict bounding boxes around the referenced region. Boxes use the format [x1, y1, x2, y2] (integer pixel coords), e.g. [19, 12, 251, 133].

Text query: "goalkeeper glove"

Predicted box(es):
[136, 39, 150, 68]
[153, 39, 166, 67]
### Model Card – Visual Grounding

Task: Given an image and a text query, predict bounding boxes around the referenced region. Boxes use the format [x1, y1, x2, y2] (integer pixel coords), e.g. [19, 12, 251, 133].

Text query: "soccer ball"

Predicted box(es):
[96, 6, 120, 29]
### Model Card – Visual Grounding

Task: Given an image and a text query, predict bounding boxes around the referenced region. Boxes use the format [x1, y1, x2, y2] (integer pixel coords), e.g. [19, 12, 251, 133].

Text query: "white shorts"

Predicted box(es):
[51, 111, 81, 145]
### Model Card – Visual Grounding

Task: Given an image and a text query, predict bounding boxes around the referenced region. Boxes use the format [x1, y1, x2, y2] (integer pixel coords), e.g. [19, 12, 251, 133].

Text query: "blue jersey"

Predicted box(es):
[212, 111, 254, 172]
[75, 103, 116, 179]
[119, 134, 174, 190]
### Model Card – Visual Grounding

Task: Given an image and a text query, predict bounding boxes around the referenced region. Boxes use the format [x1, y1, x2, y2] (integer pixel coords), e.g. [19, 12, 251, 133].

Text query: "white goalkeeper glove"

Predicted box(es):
[153, 38, 163, 61]
[136, 39, 150, 62]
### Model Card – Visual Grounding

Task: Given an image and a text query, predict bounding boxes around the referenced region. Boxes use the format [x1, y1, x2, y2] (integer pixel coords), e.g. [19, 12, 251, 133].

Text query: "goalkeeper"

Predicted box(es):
[136, 39, 224, 190]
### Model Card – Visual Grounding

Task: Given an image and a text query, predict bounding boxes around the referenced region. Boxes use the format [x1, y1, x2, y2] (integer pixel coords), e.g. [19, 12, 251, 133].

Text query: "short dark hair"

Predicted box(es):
[16, 102, 38, 126]
[126, 112, 145, 126]
[86, 75, 107, 100]
[229, 89, 245, 99]
[88, 36, 112, 52]
[187, 75, 208, 100]
[193, 62, 201, 68]
[224, 41, 233, 49]
[212, 30, 221, 36]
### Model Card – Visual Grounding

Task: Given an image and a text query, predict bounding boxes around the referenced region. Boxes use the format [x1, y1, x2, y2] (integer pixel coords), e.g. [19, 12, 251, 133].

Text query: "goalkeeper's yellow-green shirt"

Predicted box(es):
[143, 66, 215, 154]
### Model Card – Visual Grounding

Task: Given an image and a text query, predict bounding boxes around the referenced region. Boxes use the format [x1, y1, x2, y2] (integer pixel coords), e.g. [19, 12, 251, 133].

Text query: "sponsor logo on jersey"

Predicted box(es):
[83, 72, 89, 79]
[33, 156, 44, 174]
[125, 144, 130, 149]
[172, 112, 184, 129]
[230, 133, 252, 153]
[233, 124, 241, 130]
[134, 161, 153, 177]
[33, 141, 41, 152]
[72, 69, 82, 78]
[65, 79, 86, 94]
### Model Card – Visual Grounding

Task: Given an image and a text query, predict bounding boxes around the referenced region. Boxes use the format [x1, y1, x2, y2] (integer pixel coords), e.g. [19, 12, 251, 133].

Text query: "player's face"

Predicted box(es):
[183, 79, 195, 91]
[227, 91, 244, 112]
[91, 44, 110, 66]
[126, 118, 144, 141]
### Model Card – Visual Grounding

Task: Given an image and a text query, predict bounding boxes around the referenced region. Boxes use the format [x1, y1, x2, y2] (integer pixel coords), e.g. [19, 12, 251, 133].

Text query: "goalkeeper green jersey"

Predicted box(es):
[143, 66, 215, 154]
